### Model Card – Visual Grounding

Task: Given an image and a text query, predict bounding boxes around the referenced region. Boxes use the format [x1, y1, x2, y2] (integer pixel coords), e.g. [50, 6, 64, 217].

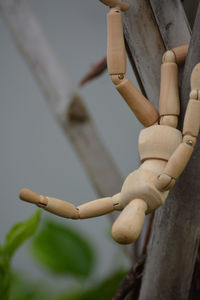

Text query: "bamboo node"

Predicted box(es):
[67, 95, 89, 124]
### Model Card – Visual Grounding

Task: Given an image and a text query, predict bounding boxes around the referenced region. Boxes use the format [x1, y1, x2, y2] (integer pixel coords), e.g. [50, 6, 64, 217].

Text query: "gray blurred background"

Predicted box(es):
[0, 0, 142, 293]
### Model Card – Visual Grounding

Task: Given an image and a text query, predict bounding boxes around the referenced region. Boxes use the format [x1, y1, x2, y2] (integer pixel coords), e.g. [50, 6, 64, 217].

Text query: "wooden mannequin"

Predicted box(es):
[19, 0, 200, 244]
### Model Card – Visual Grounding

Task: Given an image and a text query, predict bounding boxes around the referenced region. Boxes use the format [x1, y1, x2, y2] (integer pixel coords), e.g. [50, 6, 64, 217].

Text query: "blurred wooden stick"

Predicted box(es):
[0, 0, 122, 199]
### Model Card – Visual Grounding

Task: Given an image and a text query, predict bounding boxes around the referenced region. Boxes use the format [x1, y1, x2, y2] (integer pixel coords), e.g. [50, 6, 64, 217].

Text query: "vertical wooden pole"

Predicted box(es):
[138, 3, 200, 300]
[122, 0, 200, 299]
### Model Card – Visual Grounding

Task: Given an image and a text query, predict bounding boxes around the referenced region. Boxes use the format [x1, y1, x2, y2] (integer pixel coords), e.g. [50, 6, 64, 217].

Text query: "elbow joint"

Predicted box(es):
[183, 135, 197, 148]
[110, 74, 126, 85]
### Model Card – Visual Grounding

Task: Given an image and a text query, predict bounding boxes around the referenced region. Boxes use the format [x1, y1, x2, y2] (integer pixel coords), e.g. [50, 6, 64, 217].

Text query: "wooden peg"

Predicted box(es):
[162, 50, 176, 63]
[159, 62, 180, 116]
[159, 115, 178, 128]
[183, 135, 196, 147]
[112, 193, 123, 210]
[112, 199, 147, 244]
[172, 44, 189, 65]
[44, 196, 79, 219]
[116, 77, 159, 126]
[20, 188, 42, 205]
[189, 90, 200, 100]
[107, 8, 126, 75]
[78, 197, 114, 219]
[155, 173, 175, 191]
[183, 99, 200, 137]
[190, 63, 200, 90]
[163, 142, 194, 179]
[99, 0, 130, 11]
[19, 188, 79, 219]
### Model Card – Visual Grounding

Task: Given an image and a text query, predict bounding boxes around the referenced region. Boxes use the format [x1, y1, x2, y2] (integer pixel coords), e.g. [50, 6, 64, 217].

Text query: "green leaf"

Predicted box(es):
[0, 251, 11, 299]
[31, 220, 94, 278]
[4, 210, 41, 257]
[9, 273, 51, 300]
[0, 270, 11, 300]
[54, 270, 126, 300]
[81, 270, 126, 300]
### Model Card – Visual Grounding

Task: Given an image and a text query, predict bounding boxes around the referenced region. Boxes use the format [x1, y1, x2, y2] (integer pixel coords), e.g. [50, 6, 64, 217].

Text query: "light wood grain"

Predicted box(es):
[183, 99, 200, 136]
[78, 197, 115, 218]
[138, 125, 182, 162]
[159, 62, 180, 116]
[116, 77, 159, 126]
[119, 168, 169, 212]
[107, 8, 126, 75]
[190, 62, 200, 90]
[20, 188, 79, 219]
[112, 199, 147, 244]
[172, 44, 189, 65]
[164, 142, 194, 179]
[159, 115, 178, 128]
[155, 173, 175, 191]
[139, 159, 167, 174]
[44, 196, 79, 219]
[19, 188, 41, 205]
[106, 3, 159, 127]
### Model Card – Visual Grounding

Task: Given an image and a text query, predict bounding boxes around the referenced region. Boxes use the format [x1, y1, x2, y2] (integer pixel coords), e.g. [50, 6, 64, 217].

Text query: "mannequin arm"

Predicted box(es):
[156, 63, 200, 191]
[101, 1, 159, 127]
[19, 188, 122, 218]
[159, 45, 189, 127]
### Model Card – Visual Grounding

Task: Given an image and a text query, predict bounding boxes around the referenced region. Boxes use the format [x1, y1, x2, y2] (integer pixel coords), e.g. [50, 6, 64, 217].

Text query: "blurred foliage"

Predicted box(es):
[9, 273, 49, 300]
[0, 210, 41, 300]
[8, 269, 126, 300]
[0, 210, 127, 300]
[54, 270, 126, 300]
[4, 210, 41, 258]
[31, 219, 94, 278]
